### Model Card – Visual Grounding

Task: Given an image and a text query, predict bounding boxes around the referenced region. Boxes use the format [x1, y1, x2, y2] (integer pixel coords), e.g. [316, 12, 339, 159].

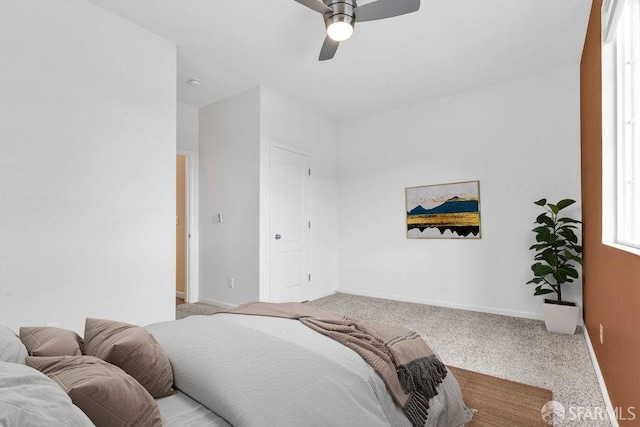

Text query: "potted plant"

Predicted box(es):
[527, 198, 583, 334]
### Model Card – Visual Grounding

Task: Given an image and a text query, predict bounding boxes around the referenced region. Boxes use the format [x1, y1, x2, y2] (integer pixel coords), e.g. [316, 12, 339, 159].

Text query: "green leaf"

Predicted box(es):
[558, 223, 578, 231]
[532, 226, 551, 233]
[565, 249, 583, 260]
[568, 248, 583, 258]
[556, 199, 576, 210]
[541, 249, 558, 267]
[536, 228, 552, 243]
[558, 224, 578, 230]
[548, 204, 559, 214]
[534, 199, 547, 206]
[536, 213, 554, 227]
[534, 288, 555, 296]
[560, 229, 578, 243]
[527, 278, 543, 285]
[532, 263, 554, 276]
[529, 243, 549, 251]
[558, 266, 579, 278]
[558, 217, 581, 224]
[553, 271, 567, 284]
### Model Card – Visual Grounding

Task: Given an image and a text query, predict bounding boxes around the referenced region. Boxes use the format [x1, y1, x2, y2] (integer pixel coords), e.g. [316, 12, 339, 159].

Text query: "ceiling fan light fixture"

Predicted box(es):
[327, 21, 354, 42]
[296, 0, 420, 60]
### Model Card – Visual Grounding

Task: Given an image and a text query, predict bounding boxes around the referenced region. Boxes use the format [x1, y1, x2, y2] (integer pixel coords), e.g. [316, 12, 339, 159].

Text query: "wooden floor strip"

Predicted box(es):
[449, 366, 553, 426]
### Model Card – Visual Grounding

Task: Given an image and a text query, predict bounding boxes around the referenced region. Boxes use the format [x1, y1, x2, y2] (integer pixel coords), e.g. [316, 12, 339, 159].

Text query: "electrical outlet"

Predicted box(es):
[399, 273, 405, 282]
[600, 323, 604, 345]
[228, 278, 234, 289]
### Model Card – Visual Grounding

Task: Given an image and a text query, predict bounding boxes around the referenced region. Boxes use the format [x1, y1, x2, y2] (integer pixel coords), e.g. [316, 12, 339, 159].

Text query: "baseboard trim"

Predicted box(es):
[337, 288, 543, 320]
[583, 326, 619, 427]
[198, 297, 238, 309]
[199, 291, 338, 308]
[175, 291, 185, 299]
[310, 290, 337, 301]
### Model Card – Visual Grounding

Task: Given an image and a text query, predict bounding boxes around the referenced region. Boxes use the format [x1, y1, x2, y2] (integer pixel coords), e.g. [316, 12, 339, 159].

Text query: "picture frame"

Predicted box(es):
[406, 180, 481, 239]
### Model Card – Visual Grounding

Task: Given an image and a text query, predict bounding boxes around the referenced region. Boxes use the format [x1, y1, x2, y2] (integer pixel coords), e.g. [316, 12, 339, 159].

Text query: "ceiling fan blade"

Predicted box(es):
[294, 0, 332, 14]
[356, 0, 420, 22]
[319, 36, 339, 61]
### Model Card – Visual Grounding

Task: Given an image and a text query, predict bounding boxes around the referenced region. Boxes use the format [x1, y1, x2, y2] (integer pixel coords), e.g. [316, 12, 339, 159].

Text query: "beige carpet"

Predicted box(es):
[176, 301, 226, 319]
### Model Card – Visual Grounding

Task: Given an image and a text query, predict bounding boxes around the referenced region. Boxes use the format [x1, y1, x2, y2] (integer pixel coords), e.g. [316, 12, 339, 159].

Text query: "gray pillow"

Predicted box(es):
[0, 326, 28, 364]
[0, 361, 94, 426]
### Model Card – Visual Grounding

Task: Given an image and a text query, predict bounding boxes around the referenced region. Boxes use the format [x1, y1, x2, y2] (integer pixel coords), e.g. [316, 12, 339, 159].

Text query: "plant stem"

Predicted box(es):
[550, 208, 562, 304]
[557, 282, 562, 304]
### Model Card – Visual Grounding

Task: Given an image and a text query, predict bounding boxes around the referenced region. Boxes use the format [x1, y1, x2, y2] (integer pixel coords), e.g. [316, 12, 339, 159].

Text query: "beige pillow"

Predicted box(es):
[26, 356, 162, 427]
[20, 327, 83, 357]
[84, 318, 173, 398]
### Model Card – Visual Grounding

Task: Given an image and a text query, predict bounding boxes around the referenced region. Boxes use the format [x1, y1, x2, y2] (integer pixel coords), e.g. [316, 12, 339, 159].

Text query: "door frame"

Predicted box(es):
[261, 141, 312, 302]
[177, 149, 199, 303]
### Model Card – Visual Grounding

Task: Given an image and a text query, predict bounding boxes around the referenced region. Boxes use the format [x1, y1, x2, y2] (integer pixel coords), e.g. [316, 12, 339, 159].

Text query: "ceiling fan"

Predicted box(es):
[294, 0, 420, 61]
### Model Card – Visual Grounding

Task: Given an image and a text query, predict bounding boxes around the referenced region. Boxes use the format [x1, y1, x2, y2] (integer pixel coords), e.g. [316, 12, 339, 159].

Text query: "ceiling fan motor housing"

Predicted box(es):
[322, 0, 357, 31]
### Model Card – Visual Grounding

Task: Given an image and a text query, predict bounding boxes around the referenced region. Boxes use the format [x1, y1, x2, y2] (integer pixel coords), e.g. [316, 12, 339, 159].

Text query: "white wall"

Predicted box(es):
[178, 102, 199, 153]
[0, 0, 177, 333]
[177, 102, 200, 302]
[198, 86, 339, 306]
[259, 87, 339, 301]
[337, 66, 582, 319]
[199, 88, 261, 306]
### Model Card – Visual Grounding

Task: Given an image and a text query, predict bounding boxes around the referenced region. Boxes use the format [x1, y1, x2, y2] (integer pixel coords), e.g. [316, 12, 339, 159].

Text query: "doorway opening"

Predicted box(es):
[176, 149, 199, 305]
[176, 154, 187, 304]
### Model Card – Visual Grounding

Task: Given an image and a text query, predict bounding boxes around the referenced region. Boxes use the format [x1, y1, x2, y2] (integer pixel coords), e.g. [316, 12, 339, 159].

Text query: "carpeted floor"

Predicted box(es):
[176, 292, 610, 426]
[176, 302, 227, 319]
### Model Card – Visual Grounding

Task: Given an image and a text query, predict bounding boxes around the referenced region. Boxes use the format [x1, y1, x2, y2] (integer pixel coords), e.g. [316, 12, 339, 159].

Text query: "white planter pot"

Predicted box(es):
[542, 301, 579, 334]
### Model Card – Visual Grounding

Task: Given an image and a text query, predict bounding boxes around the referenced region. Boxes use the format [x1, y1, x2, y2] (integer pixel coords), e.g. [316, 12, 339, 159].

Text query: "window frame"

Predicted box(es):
[603, 0, 640, 253]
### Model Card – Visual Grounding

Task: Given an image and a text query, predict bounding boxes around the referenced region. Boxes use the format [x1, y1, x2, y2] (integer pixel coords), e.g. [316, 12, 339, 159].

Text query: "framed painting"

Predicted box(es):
[406, 180, 481, 239]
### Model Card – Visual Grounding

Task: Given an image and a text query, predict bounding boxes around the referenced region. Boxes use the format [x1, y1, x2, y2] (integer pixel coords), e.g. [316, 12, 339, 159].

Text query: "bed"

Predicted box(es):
[1, 305, 473, 427]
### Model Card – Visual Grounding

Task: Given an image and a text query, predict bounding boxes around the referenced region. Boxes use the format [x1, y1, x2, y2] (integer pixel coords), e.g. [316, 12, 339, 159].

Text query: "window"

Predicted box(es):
[603, 0, 640, 250]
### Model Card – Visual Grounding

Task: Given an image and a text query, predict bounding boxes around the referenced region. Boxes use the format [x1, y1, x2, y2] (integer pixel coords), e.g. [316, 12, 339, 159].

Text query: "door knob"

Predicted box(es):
[275, 234, 282, 240]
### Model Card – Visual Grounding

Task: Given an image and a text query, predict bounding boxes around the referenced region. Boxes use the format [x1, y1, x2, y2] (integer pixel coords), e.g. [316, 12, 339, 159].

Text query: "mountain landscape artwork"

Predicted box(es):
[406, 181, 481, 239]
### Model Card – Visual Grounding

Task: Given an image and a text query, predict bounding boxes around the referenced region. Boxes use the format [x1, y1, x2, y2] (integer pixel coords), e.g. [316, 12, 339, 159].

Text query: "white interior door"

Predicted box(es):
[270, 146, 311, 302]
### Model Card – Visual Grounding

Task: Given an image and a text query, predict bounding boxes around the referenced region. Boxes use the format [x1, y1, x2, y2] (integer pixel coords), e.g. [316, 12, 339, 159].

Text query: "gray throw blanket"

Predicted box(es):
[226, 302, 448, 427]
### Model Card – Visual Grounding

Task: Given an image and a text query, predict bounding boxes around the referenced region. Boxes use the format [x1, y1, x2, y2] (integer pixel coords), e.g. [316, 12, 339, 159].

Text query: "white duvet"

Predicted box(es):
[146, 314, 473, 427]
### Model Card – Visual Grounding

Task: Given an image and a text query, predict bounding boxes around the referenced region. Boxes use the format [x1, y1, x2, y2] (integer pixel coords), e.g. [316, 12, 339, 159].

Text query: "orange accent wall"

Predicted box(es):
[581, 1, 640, 423]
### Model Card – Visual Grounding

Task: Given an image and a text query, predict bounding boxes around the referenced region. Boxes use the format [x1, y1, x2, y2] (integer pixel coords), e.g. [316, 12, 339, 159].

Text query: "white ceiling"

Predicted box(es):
[88, 0, 592, 120]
